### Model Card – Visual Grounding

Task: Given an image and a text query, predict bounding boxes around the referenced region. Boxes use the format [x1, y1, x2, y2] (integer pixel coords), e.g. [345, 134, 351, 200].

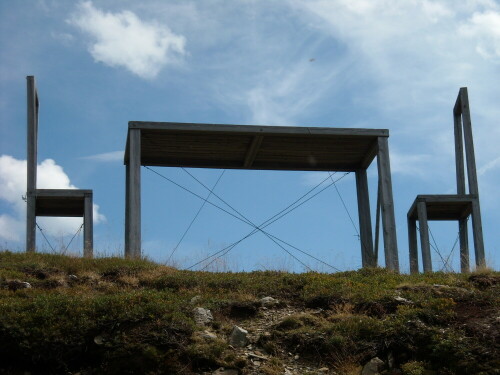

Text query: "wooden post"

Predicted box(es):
[83, 192, 93, 258]
[459, 88, 485, 268]
[376, 137, 399, 271]
[125, 164, 130, 258]
[374, 179, 381, 265]
[355, 169, 375, 267]
[125, 129, 141, 259]
[458, 218, 469, 273]
[408, 217, 418, 274]
[26, 76, 37, 253]
[417, 201, 432, 273]
[454, 107, 470, 272]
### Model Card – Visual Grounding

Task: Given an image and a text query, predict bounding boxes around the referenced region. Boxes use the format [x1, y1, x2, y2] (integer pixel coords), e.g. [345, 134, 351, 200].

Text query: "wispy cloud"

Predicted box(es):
[478, 155, 500, 176]
[68, 1, 186, 79]
[81, 150, 123, 162]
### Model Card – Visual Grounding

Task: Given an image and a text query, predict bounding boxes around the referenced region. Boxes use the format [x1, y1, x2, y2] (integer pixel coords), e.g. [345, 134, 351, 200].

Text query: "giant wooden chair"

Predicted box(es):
[25, 76, 93, 257]
[407, 88, 485, 273]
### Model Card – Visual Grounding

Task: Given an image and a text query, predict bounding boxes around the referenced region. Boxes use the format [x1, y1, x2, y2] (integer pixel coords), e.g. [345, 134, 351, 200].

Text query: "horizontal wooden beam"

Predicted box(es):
[243, 135, 263, 168]
[129, 121, 389, 137]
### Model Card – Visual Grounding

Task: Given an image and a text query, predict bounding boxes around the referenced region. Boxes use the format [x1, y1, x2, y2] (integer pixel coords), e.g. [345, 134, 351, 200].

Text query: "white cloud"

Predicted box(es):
[81, 150, 123, 162]
[460, 10, 500, 62]
[478, 155, 500, 176]
[68, 1, 186, 79]
[0, 155, 105, 244]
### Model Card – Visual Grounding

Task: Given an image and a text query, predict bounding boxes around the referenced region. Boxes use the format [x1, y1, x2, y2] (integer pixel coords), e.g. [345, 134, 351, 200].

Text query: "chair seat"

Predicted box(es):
[407, 194, 475, 221]
[34, 189, 92, 217]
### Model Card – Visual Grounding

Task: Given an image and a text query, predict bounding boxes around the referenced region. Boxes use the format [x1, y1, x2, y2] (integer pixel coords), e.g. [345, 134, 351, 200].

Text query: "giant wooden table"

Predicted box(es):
[124, 122, 399, 271]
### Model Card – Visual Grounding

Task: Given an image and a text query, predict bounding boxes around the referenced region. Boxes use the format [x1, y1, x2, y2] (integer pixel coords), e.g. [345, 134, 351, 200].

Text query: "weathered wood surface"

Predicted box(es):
[126, 129, 141, 259]
[407, 217, 418, 274]
[355, 169, 375, 267]
[125, 122, 388, 171]
[84, 193, 93, 258]
[377, 137, 399, 271]
[26, 76, 37, 252]
[407, 195, 475, 221]
[417, 201, 432, 273]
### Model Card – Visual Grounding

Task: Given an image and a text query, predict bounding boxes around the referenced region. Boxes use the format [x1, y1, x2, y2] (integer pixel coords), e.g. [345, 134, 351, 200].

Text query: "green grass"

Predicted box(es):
[0, 251, 498, 374]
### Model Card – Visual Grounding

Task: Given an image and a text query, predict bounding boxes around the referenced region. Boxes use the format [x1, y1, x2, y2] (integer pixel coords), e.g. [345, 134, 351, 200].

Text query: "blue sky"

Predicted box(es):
[1, 0, 499, 272]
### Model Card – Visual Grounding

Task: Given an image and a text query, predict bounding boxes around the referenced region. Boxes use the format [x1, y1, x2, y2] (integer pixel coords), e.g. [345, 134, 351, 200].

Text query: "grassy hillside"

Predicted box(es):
[0, 251, 498, 374]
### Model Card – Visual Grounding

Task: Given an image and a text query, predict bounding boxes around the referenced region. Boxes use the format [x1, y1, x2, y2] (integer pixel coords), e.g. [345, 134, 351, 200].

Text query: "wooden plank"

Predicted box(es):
[126, 129, 141, 259]
[459, 88, 485, 268]
[355, 169, 375, 267]
[130, 121, 389, 137]
[26, 76, 37, 253]
[243, 135, 263, 168]
[83, 193, 93, 258]
[35, 189, 91, 197]
[26, 192, 36, 252]
[377, 137, 399, 271]
[374, 179, 381, 265]
[454, 112, 466, 194]
[417, 201, 432, 273]
[360, 139, 379, 169]
[408, 217, 418, 274]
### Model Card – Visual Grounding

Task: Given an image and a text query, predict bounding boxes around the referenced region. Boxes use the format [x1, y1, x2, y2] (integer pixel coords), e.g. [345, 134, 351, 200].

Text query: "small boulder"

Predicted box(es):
[212, 368, 238, 375]
[190, 295, 202, 304]
[362, 357, 384, 375]
[198, 330, 217, 340]
[68, 274, 78, 281]
[193, 307, 213, 326]
[7, 280, 32, 291]
[260, 296, 279, 307]
[229, 325, 249, 347]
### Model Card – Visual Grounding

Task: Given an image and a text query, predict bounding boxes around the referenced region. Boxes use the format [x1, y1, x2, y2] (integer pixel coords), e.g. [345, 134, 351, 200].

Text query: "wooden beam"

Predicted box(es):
[417, 201, 432, 273]
[355, 169, 375, 267]
[408, 217, 418, 274]
[243, 135, 263, 168]
[26, 76, 37, 253]
[454, 112, 466, 195]
[377, 137, 399, 271]
[374, 179, 381, 265]
[125, 129, 141, 259]
[360, 139, 379, 169]
[129, 121, 389, 137]
[459, 88, 485, 268]
[83, 192, 93, 258]
[458, 218, 469, 273]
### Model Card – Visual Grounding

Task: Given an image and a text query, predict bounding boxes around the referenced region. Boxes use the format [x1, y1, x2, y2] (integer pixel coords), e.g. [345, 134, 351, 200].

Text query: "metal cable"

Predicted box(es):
[182, 168, 341, 271]
[35, 222, 55, 252]
[186, 173, 350, 270]
[167, 170, 225, 264]
[63, 223, 84, 253]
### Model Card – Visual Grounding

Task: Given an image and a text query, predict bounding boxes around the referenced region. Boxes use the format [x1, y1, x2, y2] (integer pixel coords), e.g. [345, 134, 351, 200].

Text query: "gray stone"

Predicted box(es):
[198, 330, 217, 340]
[7, 280, 32, 291]
[260, 296, 278, 307]
[193, 307, 213, 326]
[394, 296, 412, 304]
[361, 357, 384, 375]
[212, 368, 238, 375]
[229, 325, 249, 347]
[190, 295, 202, 304]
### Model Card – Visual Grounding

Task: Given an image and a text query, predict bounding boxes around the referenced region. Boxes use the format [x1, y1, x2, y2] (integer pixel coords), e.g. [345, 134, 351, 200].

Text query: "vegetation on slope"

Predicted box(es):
[0, 251, 498, 374]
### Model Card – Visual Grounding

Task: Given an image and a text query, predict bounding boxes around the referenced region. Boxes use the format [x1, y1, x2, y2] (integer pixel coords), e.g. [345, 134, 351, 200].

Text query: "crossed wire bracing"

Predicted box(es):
[145, 166, 359, 272]
[416, 223, 462, 272]
[35, 222, 84, 253]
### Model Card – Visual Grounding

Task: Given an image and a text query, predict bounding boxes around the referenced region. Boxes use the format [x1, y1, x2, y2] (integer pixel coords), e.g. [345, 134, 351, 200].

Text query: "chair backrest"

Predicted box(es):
[27, 76, 39, 193]
[453, 87, 479, 197]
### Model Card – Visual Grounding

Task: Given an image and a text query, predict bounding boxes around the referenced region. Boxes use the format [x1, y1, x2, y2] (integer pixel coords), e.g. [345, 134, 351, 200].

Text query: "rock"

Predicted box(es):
[212, 368, 238, 375]
[193, 307, 213, 326]
[93, 335, 105, 345]
[362, 357, 384, 375]
[7, 280, 32, 291]
[229, 325, 248, 347]
[394, 296, 412, 304]
[318, 367, 329, 372]
[198, 330, 217, 340]
[260, 296, 279, 307]
[68, 274, 78, 281]
[190, 295, 202, 304]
